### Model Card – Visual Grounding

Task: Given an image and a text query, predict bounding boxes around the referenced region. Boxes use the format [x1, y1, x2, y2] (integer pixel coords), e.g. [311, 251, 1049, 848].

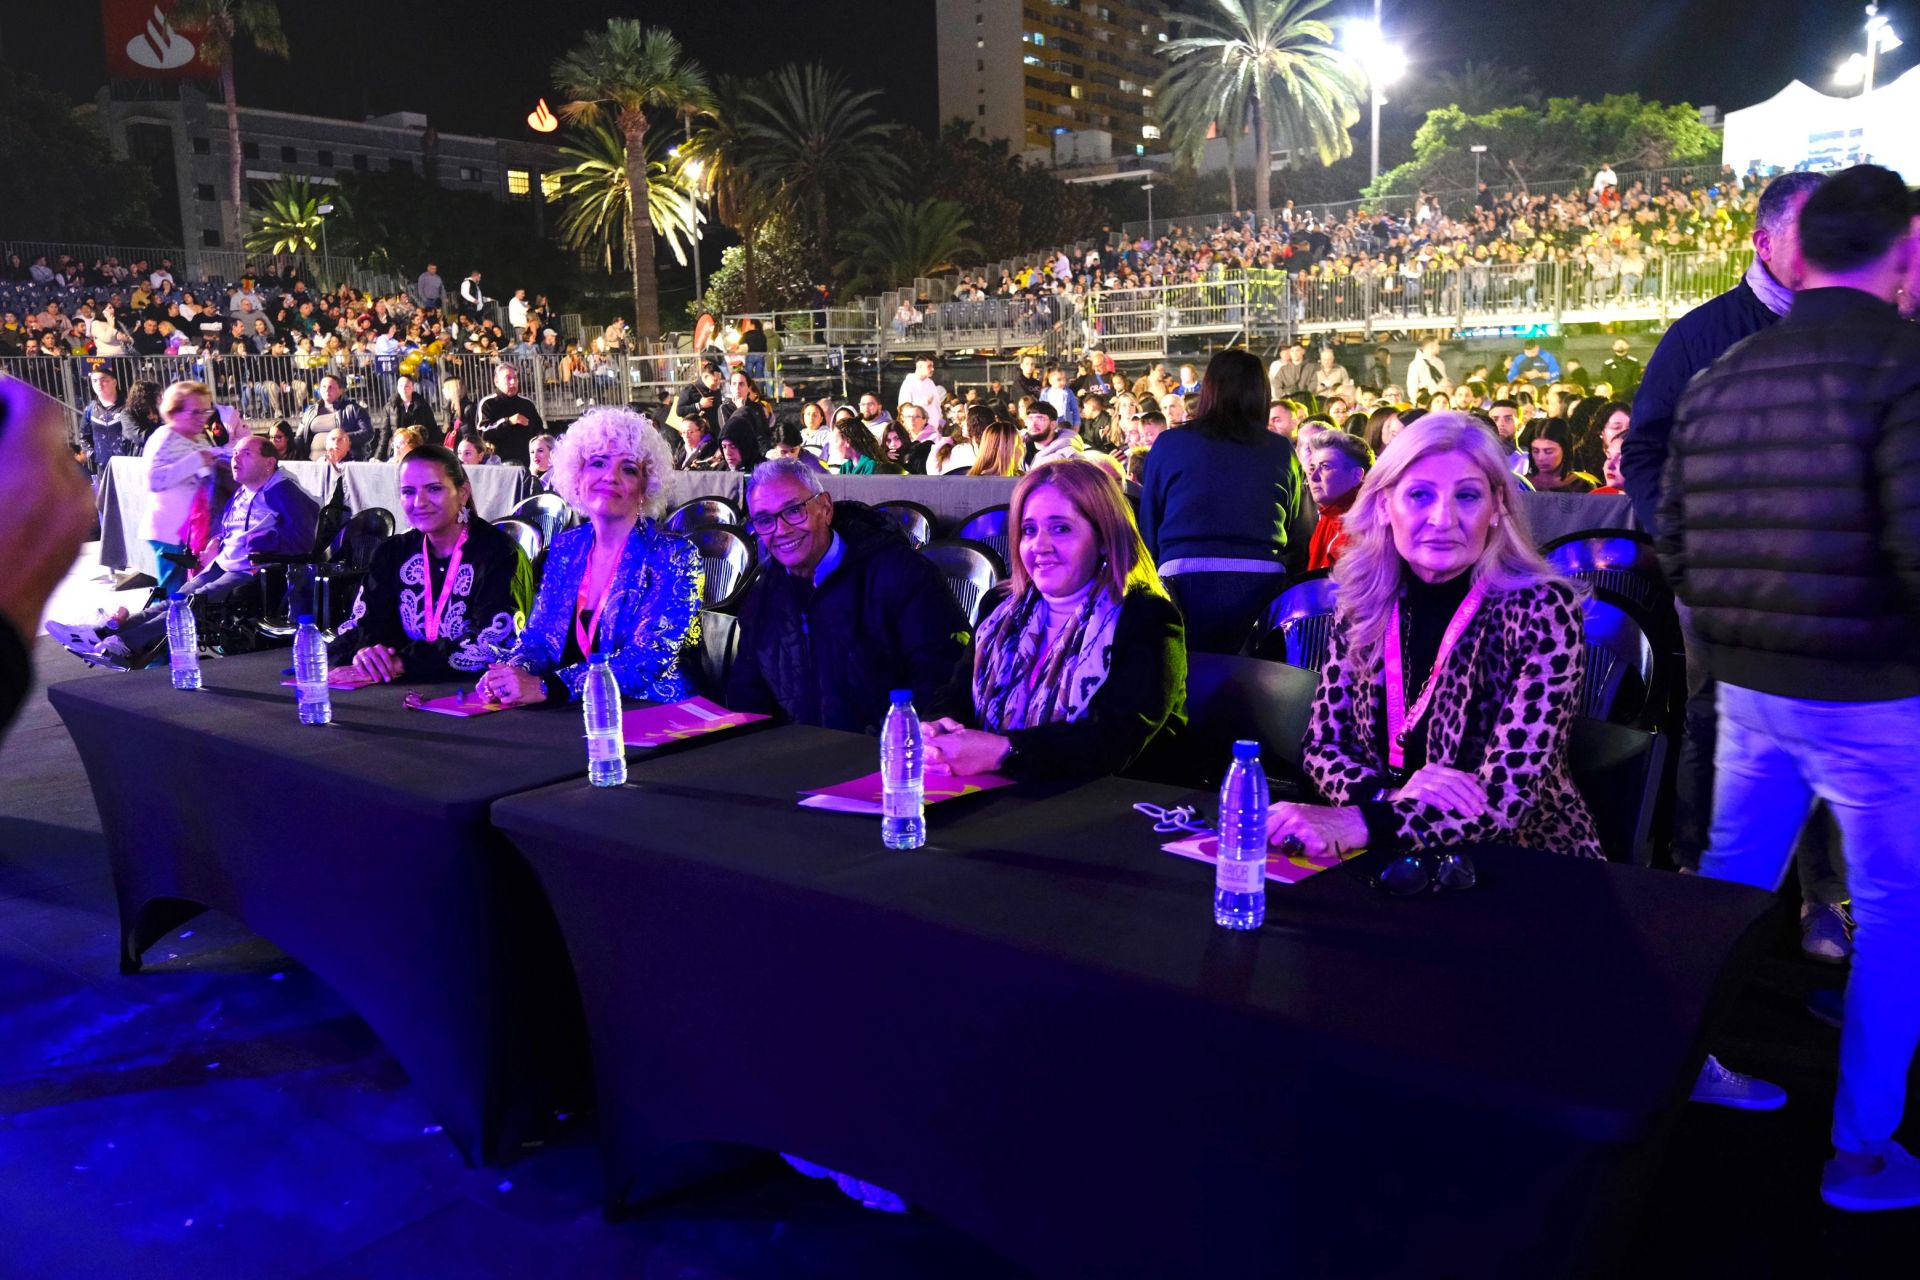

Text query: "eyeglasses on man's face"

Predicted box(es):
[746, 492, 822, 535]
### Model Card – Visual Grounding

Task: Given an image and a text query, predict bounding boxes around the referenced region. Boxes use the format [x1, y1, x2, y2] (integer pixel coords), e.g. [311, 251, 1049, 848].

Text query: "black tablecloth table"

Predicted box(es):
[47, 650, 596, 1165]
[492, 726, 1776, 1279]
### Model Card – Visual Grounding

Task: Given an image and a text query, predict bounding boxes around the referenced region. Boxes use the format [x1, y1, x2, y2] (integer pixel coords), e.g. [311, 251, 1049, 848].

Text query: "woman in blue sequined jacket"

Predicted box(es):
[481, 407, 702, 704]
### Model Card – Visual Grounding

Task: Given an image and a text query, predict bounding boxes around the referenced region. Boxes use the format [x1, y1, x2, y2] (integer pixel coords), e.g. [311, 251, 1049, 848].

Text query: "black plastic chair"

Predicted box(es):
[683, 524, 757, 612]
[494, 517, 546, 564]
[509, 492, 575, 548]
[690, 608, 739, 701]
[1580, 587, 1667, 729]
[922, 538, 1007, 628]
[955, 504, 1011, 567]
[1251, 570, 1338, 671]
[1542, 529, 1668, 615]
[329, 508, 396, 571]
[664, 495, 745, 536]
[873, 499, 937, 549]
[1566, 716, 1669, 866]
[1183, 652, 1320, 794]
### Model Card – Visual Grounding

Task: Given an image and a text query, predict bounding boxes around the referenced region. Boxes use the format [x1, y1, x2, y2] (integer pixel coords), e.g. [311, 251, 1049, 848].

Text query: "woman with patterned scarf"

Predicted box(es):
[923, 459, 1187, 783]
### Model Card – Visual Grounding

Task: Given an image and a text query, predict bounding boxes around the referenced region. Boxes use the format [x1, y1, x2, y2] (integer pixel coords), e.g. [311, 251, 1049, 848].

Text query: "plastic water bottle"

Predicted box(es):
[582, 654, 626, 787]
[292, 615, 331, 726]
[880, 689, 926, 849]
[165, 594, 200, 691]
[1213, 740, 1269, 930]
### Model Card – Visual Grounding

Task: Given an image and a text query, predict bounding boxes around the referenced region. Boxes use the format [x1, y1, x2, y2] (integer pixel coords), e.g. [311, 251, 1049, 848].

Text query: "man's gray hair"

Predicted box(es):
[746, 457, 826, 504]
[1756, 170, 1827, 235]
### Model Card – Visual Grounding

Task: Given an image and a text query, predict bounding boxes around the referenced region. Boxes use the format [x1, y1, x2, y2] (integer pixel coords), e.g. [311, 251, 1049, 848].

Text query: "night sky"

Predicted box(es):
[5, 0, 1914, 142]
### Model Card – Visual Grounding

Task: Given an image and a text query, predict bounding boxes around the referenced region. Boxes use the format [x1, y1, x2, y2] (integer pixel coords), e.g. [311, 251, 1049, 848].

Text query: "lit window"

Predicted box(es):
[1024, 54, 1043, 65]
[1033, 32, 1046, 44]
[1135, 143, 1145, 155]
[1141, 124, 1161, 140]
[1070, 85, 1083, 99]
[541, 172, 563, 201]
[506, 169, 531, 196]
[1142, 85, 1154, 98]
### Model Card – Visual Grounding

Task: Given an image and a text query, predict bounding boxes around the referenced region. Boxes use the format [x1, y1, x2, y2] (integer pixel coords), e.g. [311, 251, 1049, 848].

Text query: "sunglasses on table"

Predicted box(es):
[1357, 851, 1478, 897]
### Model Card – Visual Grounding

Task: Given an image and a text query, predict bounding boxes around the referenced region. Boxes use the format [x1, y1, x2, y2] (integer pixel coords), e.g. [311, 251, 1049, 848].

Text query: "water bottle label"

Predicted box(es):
[586, 733, 623, 762]
[1215, 855, 1266, 894]
[882, 788, 922, 820]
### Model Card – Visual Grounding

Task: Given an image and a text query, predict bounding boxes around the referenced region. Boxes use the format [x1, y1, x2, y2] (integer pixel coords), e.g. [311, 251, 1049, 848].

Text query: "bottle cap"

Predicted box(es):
[890, 689, 912, 705]
[1232, 739, 1261, 761]
[591, 652, 610, 666]
[168, 592, 186, 602]
[296, 614, 316, 625]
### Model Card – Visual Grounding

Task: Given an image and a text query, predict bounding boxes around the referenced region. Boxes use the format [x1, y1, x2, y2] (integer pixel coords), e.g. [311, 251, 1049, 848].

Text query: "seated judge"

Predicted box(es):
[923, 459, 1186, 782]
[330, 444, 535, 683]
[485, 407, 701, 704]
[726, 459, 967, 732]
[1270, 411, 1603, 860]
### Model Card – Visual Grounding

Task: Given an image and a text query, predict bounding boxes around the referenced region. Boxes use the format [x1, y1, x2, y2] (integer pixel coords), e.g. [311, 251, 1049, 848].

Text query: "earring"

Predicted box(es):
[458, 506, 470, 525]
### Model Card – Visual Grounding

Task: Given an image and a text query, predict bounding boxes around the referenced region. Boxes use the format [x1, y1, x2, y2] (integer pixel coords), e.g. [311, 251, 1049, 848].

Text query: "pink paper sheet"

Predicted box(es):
[798, 770, 1014, 815]
[621, 697, 769, 748]
[1162, 808, 1352, 885]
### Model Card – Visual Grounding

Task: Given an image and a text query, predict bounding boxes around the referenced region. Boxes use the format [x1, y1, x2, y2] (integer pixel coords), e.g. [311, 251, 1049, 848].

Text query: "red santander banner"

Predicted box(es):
[102, 0, 205, 79]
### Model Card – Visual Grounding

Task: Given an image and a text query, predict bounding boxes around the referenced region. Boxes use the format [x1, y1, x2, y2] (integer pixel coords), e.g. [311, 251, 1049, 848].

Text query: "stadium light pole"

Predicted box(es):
[1471, 144, 1488, 188]
[1836, 3, 1902, 94]
[1141, 181, 1156, 243]
[316, 201, 333, 275]
[1344, 4, 1407, 186]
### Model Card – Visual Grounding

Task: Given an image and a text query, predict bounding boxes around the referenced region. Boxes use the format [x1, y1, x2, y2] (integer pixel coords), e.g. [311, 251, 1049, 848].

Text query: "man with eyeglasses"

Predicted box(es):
[724, 459, 967, 732]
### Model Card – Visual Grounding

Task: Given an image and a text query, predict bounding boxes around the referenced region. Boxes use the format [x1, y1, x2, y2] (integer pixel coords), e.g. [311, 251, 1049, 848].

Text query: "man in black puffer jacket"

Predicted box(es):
[1660, 165, 1920, 1213]
[727, 460, 968, 733]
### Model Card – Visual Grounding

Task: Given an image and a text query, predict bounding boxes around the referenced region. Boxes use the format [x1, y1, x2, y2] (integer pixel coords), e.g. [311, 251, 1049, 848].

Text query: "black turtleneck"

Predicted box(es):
[1357, 568, 1476, 853]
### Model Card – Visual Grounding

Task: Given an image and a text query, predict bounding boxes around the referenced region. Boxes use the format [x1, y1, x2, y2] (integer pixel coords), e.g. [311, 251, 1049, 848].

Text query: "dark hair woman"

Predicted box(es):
[1138, 348, 1305, 652]
[1526, 419, 1595, 493]
[329, 444, 537, 685]
[115, 380, 163, 453]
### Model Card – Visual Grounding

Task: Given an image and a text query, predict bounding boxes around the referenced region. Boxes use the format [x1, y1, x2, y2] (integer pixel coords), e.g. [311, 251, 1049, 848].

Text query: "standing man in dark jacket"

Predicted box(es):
[1622, 170, 1839, 923]
[727, 460, 968, 733]
[475, 362, 543, 466]
[379, 375, 438, 460]
[1659, 166, 1920, 1211]
[81, 367, 124, 474]
[673, 362, 725, 442]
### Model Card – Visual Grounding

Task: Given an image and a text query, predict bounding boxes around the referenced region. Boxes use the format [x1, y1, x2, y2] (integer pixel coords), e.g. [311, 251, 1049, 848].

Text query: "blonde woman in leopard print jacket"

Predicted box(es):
[1269, 412, 1604, 861]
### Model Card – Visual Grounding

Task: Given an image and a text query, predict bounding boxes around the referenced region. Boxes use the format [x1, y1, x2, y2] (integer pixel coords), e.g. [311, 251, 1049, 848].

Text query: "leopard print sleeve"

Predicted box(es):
[1303, 614, 1386, 805]
[1383, 579, 1587, 851]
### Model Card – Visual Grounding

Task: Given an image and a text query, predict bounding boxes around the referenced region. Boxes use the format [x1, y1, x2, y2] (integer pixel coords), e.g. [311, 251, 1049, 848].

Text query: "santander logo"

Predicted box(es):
[126, 6, 196, 71]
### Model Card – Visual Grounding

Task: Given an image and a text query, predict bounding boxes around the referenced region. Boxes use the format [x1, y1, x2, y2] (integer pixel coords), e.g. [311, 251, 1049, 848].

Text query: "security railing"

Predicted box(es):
[1, 239, 368, 291]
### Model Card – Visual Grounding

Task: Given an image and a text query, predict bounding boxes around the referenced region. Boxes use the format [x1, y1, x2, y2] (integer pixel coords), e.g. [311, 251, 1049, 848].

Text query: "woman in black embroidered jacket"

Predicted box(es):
[329, 445, 535, 684]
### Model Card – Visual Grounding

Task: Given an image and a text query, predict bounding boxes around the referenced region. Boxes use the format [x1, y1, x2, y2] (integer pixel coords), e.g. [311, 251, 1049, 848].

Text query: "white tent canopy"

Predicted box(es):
[1721, 66, 1920, 180]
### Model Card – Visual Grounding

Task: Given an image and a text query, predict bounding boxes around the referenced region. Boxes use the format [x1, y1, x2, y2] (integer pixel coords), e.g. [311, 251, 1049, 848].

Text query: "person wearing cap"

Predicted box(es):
[1600, 338, 1642, 397]
[1022, 398, 1084, 468]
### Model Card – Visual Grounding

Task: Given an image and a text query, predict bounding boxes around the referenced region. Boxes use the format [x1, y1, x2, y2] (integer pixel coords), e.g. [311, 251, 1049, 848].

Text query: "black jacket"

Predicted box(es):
[1622, 276, 1778, 531]
[674, 380, 724, 438]
[1656, 288, 1920, 701]
[378, 393, 439, 460]
[726, 501, 969, 733]
[933, 586, 1188, 783]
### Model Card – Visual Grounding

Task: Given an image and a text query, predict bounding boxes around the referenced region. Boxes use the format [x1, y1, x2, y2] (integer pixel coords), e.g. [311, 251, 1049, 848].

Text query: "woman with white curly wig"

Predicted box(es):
[483, 407, 703, 704]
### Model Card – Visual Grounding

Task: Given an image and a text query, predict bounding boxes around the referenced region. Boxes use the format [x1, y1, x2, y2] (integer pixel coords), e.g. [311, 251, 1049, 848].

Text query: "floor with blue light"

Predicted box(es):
[1, 556, 1914, 1277]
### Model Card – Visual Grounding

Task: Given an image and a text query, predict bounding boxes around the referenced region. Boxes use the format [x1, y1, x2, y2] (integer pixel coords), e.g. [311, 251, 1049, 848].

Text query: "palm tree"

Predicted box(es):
[679, 76, 777, 311]
[1403, 60, 1539, 118]
[743, 64, 903, 278]
[1157, 0, 1364, 220]
[173, 0, 289, 249]
[836, 198, 980, 295]
[551, 20, 710, 343]
[245, 175, 324, 269]
[554, 123, 704, 278]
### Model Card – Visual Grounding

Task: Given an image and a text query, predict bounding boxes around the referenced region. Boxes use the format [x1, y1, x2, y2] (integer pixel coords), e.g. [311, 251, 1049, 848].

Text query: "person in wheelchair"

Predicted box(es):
[49, 432, 320, 669]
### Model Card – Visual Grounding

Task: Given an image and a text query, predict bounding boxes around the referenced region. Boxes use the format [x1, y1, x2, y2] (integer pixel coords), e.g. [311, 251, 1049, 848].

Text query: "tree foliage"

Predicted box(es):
[244, 175, 324, 257]
[899, 123, 1101, 262]
[836, 197, 981, 295]
[695, 216, 817, 316]
[1156, 0, 1365, 218]
[551, 19, 710, 341]
[741, 64, 903, 276]
[0, 71, 157, 242]
[327, 169, 574, 294]
[173, 0, 289, 247]
[553, 123, 704, 273]
[1366, 94, 1723, 198]
[1400, 60, 1539, 119]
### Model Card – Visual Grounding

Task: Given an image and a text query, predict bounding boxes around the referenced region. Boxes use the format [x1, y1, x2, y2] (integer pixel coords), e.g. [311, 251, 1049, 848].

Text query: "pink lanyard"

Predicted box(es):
[419, 531, 468, 642]
[574, 549, 621, 659]
[1384, 578, 1489, 770]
